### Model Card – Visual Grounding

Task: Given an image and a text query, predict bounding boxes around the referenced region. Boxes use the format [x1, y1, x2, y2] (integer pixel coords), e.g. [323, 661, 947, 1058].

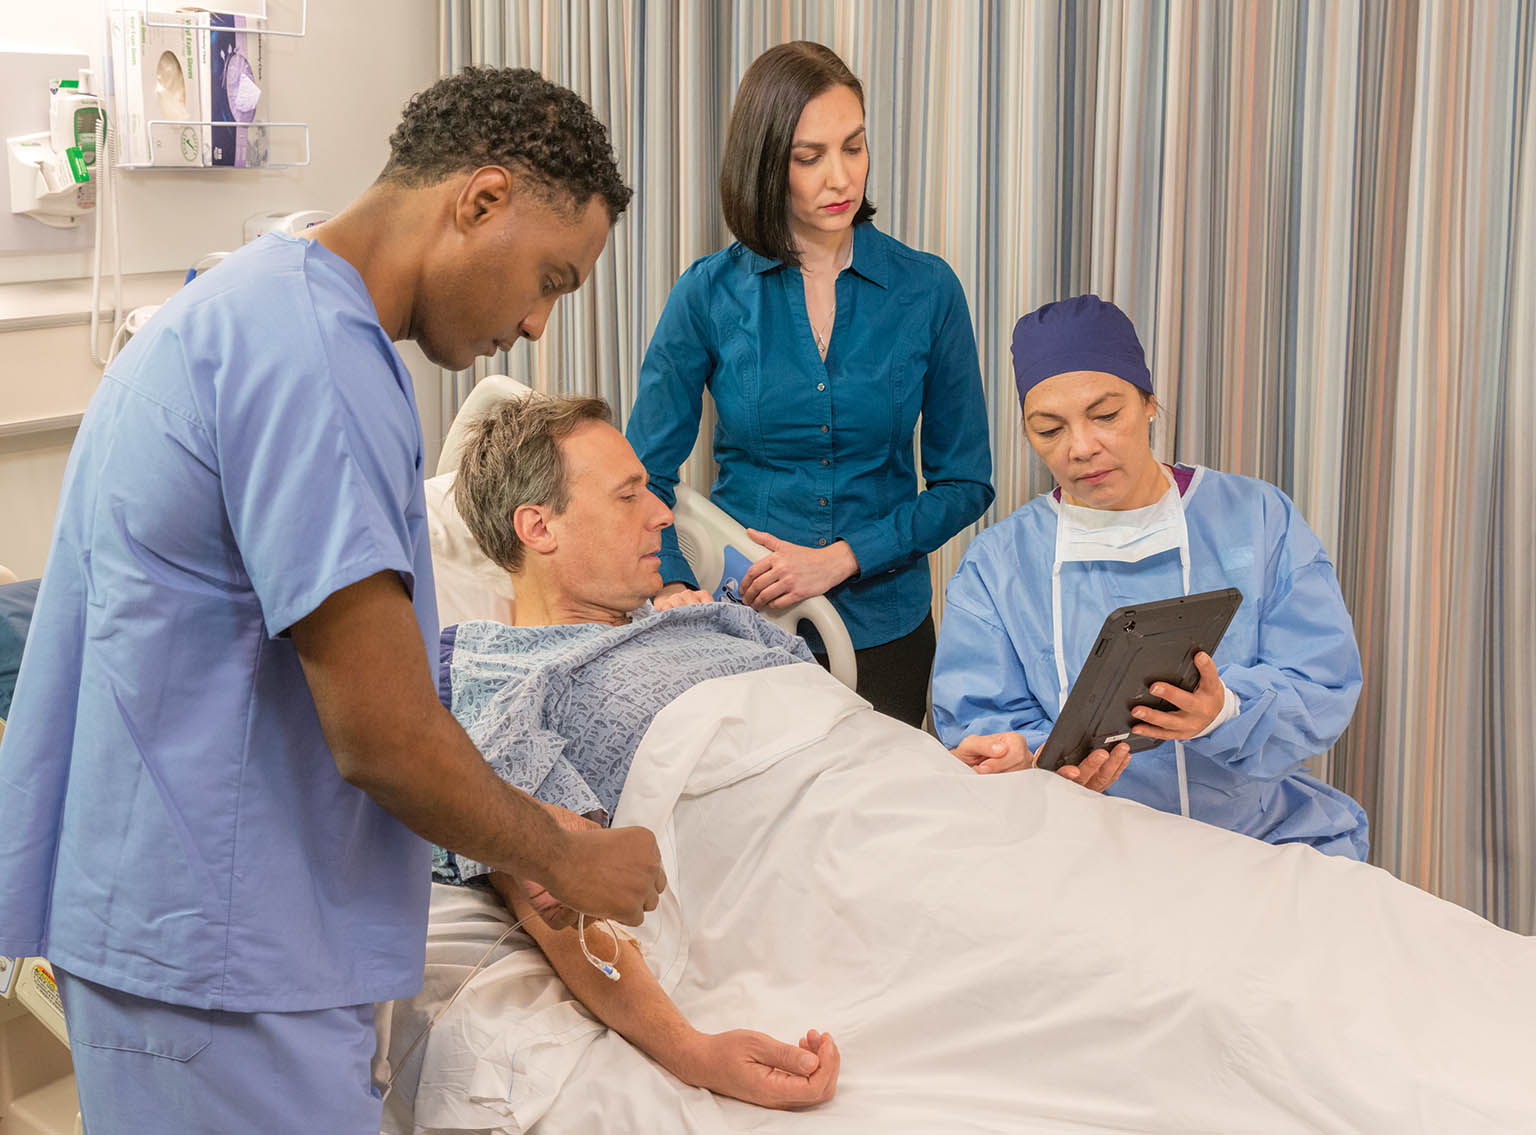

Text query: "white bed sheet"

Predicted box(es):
[385, 663, 1536, 1134]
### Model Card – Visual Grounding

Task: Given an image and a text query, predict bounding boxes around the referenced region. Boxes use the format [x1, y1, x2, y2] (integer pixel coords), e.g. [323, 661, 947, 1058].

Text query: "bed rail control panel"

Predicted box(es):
[8, 958, 68, 1049]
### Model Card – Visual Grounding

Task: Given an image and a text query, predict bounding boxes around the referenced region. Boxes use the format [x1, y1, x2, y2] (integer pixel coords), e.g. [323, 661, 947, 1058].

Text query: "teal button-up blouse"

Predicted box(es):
[626, 222, 994, 650]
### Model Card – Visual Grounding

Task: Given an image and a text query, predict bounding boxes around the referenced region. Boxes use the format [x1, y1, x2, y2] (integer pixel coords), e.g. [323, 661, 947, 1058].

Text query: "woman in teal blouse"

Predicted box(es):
[625, 41, 994, 726]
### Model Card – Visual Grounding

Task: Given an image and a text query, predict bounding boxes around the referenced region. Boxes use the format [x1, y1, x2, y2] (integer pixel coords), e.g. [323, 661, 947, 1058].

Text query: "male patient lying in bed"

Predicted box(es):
[434, 392, 1127, 1110]
[434, 393, 847, 1109]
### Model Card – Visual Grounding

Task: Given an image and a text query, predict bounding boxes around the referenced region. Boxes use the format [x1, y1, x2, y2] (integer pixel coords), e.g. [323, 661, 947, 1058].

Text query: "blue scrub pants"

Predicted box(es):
[55, 967, 382, 1135]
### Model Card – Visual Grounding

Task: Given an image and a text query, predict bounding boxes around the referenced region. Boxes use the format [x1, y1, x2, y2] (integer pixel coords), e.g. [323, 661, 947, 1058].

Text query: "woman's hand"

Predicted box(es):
[1056, 742, 1132, 793]
[950, 732, 1033, 774]
[1129, 651, 1225, 741]
[678, 1027, 840, 1110]
[740, 530, 858, 610]
[950, 732, 1130, 792]
[654, 582, 715, 610]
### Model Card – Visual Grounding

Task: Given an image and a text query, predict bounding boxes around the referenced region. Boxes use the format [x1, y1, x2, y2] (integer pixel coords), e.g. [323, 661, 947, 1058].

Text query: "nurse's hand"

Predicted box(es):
[950, 731, 1033, 774]
[544, 825, 667, 927]
[1129, 651, 1224, 741]
[500, 871, 575, 930]
[740, 531, 858, 610]
[654, 583, 715, 610]
[515, 804, 603, 929]
[950, 733, 1130, 792]
[1056, 742, 1132, 793]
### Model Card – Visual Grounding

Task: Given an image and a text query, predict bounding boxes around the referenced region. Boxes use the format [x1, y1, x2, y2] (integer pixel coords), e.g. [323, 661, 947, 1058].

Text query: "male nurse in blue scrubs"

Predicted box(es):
[0, 68, 665, 1134]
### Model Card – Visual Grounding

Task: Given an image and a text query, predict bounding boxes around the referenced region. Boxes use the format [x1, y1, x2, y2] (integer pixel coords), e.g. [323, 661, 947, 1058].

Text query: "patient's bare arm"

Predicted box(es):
[489, 873, 839, 1110]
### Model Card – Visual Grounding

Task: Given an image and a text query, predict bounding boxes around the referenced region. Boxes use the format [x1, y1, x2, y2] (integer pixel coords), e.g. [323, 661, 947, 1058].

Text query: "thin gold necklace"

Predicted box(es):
[812, 308, 835, 357]
[802, 234, 851, 359]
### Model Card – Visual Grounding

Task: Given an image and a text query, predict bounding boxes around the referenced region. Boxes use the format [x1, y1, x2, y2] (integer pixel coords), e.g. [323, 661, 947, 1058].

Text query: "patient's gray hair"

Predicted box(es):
[455, 394, 612, 573]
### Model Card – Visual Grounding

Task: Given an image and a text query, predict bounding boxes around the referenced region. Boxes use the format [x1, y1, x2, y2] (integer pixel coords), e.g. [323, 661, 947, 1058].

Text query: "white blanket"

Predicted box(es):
[385, 663, 1536, 1134]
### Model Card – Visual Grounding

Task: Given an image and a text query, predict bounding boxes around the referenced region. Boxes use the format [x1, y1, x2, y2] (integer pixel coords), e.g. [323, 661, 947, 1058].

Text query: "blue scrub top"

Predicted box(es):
[932, 466, 1369, 858]
[625, 222, 995, 650]
[0, 234, 435, 1012]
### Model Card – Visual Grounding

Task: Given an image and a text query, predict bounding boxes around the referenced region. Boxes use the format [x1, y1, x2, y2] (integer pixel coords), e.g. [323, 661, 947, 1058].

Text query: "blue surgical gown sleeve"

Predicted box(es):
[838, 267, 994, 576]
[931, 553, 1052, 752]
[626, 264, 716, 590]
[1184, 507, 1363, 779]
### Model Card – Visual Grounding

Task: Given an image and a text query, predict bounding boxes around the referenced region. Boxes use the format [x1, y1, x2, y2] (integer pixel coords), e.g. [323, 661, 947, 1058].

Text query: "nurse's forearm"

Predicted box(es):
[290, 574, 562, 871]
[360, 709, 566, 880]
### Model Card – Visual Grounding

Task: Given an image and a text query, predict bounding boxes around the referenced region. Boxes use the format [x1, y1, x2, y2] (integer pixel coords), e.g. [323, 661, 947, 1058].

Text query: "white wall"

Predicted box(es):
[0, 0, 443, 579]
[1, 0, 440, 280]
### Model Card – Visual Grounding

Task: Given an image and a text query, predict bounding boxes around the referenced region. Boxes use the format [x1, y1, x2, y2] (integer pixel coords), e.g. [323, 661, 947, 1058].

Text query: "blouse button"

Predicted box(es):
[818, 497, 828, 507]
[820, 424, 829, 433]
[817, 537, 828, 546]
[817, 382, 826, 392]
[820, 458, 829, 466]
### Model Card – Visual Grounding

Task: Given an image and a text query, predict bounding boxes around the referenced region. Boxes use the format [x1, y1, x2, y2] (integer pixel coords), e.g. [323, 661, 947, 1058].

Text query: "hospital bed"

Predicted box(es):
[426, 375, 857, 688]
[384, 407, 1536, 1132]
[382, 677, 1536, 1134]
[0, 959, 76, 1135]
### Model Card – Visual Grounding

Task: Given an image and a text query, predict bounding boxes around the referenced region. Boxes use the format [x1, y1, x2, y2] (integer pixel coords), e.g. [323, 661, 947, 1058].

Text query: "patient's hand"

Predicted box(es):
[679, 1028, 840, 1110]
[503, 864, 835, 1112]
[654, 583, 715, 610]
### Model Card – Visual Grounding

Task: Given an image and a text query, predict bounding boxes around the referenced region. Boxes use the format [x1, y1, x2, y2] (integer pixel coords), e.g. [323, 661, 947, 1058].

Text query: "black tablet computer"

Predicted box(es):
[1035, 587, 1244, 772]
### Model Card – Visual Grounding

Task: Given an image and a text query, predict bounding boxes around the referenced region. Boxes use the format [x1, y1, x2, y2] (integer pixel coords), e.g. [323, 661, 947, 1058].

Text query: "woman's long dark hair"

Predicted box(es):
[718, 41, 876, 266]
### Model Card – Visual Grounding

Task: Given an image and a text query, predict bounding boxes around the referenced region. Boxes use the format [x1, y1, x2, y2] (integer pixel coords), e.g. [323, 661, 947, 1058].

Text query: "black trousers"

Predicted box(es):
[815, 612, 935, 728]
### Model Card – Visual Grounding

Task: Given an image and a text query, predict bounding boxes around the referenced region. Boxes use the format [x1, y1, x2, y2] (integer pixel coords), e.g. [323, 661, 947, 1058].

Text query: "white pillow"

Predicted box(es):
[425, 472, 516, 629]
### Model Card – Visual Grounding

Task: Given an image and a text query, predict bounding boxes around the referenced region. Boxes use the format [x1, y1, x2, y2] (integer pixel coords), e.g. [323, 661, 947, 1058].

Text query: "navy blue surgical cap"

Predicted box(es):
[1011, 294, 1152, 409]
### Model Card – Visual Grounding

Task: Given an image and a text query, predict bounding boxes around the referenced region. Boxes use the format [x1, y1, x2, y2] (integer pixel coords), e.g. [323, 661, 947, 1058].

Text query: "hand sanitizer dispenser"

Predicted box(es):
[8, 74, 100, 229]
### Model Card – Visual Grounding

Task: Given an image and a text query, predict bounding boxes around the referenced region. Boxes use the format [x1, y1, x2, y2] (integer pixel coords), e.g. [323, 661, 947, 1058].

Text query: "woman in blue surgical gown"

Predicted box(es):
[930, 295, 1369, 858]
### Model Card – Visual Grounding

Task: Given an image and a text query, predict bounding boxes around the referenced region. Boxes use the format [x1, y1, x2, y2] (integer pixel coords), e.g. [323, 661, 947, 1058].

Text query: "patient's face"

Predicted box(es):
[546, 422, 673, 616]
[417, 185, 611, 371]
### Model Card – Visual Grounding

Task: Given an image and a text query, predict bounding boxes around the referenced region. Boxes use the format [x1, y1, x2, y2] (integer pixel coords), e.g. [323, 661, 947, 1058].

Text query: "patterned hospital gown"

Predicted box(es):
[433, 602, 814, 884]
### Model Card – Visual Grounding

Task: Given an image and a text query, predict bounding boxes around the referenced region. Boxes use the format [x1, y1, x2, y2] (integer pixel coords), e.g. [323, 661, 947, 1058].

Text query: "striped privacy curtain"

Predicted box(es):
[438, 0, 1535, 932]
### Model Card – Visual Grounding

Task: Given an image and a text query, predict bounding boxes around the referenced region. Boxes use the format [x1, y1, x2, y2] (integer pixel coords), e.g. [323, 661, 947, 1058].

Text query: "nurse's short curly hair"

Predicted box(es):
[455, 394, 613, 574]
[381, 67, 632, 222]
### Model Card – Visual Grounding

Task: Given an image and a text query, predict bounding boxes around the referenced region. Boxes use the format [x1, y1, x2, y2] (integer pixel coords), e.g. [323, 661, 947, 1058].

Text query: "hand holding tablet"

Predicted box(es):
[1035, 588, 1243, 773]
[1127, 649, 1229, 741]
